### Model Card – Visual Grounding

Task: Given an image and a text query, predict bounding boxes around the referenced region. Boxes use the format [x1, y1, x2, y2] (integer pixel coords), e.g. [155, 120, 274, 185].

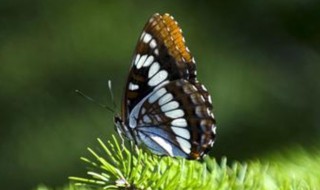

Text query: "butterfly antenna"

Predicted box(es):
[107, 80, 117, 111]
[75, 89, 115, 113]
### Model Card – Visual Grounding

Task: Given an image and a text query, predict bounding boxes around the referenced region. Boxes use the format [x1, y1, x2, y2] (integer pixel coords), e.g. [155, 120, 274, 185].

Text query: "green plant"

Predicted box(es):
[58, 136, 320, 190]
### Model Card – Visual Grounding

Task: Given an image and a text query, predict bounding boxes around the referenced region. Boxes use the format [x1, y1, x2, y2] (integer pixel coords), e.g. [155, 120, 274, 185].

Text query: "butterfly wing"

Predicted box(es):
[118, 13, 216, 159]
[130, 79, 215, 159]
[122, 13, 197, 119]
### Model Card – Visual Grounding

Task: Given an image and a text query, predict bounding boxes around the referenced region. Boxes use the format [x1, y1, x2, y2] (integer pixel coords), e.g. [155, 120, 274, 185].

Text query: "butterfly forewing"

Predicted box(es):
[123, 13, 197, 117]
[116, 13, 216, 160]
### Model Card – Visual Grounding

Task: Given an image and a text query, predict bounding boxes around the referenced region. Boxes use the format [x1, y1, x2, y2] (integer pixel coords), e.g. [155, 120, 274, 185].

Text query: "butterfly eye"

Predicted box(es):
[116, 13, 216, 160]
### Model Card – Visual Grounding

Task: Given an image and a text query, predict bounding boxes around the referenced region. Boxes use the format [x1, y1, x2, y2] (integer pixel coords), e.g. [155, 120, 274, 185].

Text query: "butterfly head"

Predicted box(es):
[114, 115, 134, 141]
[114, 115, 122, 133]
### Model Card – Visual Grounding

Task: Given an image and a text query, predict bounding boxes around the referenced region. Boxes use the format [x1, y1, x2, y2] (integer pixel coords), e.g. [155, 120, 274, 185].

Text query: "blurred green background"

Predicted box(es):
[1, 0, 320, 189]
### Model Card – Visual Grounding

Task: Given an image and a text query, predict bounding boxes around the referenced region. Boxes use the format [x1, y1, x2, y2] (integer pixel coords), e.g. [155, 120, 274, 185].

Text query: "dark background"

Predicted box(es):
[1, 1, 319, 189]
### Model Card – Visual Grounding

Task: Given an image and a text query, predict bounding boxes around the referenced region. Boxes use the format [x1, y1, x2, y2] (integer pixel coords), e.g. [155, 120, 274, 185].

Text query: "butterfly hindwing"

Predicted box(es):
[126, 79, 215, 159]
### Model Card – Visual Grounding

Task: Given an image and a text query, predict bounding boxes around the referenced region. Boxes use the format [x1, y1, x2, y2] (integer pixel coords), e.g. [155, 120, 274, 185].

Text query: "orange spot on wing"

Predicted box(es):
[147, 13, 193, 63]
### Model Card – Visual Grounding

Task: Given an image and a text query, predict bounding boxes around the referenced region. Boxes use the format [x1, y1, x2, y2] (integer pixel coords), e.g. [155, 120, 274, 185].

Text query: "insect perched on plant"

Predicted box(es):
[114, 13, 216, 160]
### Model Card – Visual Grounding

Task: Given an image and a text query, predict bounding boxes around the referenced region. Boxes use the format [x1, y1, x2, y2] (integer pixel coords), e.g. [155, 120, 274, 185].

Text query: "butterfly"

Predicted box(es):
[114, 13, 216, 160]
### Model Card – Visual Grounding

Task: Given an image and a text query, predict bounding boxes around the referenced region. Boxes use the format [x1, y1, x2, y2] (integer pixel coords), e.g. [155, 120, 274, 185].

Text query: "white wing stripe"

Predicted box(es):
[171, 127, 190, 140]
[148, 62, 160, 78]
[149, 135, 174, 156]
[165, 109, 184, 119]
[148, 70, 168, 86]
[159, 94, 173, 105]
[171, 118, 187, 127]
[148, 88, 167, 103]
[143, 55, 154, 67]
[176, 137, 191, 154]
[136, 54, 148, 69]
[161, 101, 179, 111]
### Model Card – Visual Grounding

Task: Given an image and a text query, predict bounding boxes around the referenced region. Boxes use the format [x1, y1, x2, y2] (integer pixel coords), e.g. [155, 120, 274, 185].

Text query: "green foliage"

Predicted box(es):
[35, 136, 319, 190]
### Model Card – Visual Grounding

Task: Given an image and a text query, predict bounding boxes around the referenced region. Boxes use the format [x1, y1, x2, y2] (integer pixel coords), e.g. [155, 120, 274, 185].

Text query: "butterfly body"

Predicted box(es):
[114, 13, 216, 160]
